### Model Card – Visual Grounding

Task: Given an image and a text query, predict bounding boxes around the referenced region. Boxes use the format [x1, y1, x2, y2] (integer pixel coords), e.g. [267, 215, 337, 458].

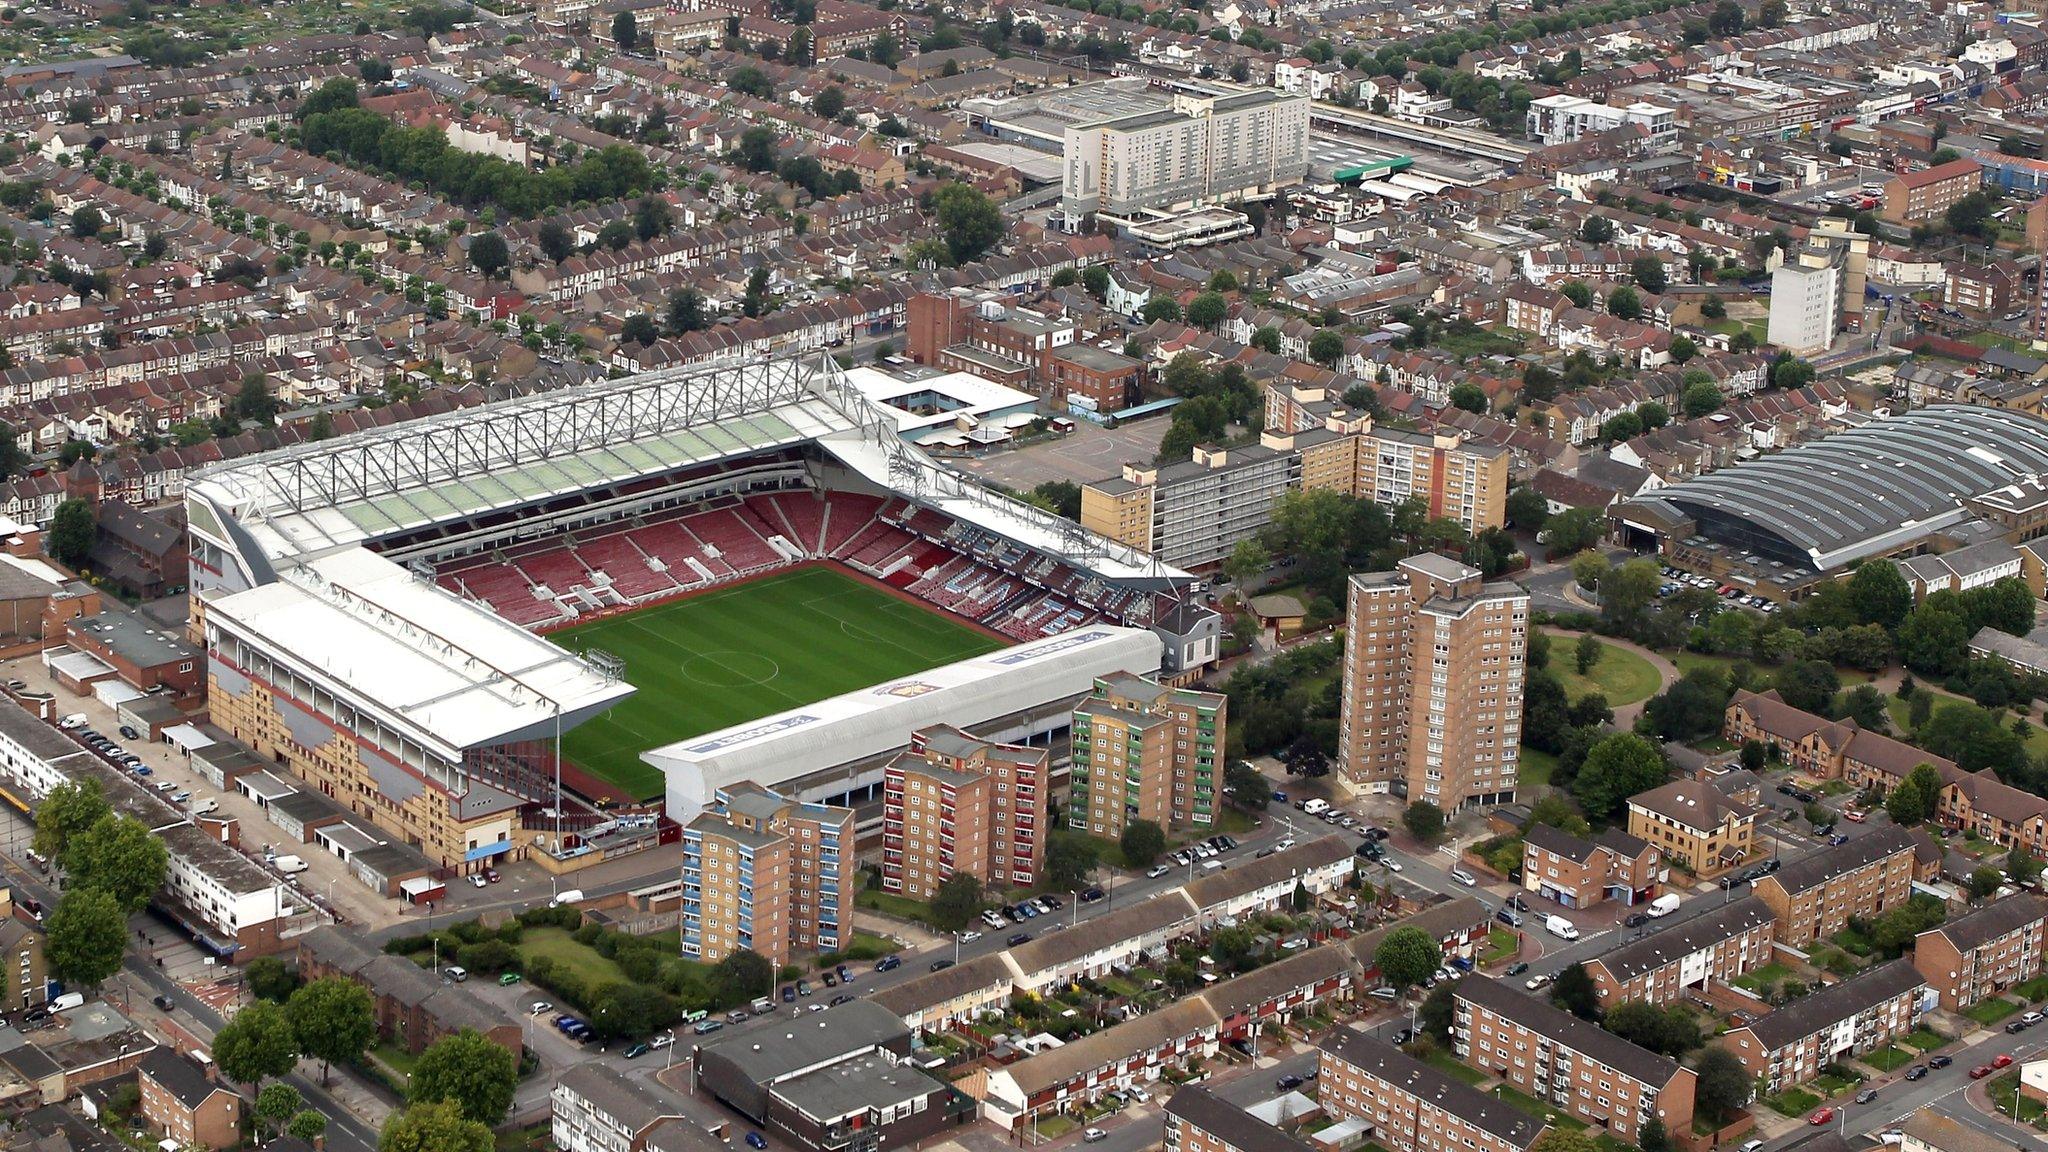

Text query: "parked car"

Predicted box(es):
[1929, 1055, 1954, 1069]
[929, 959, 955, 972]
[1147, 864, 1172, 878]
[530, 1002, 554, 1016]
[1972, 1065, 1996, 1079]
[830, 994, 854, 1006]
[2025, 1011, 2044, 1025]
[1855, 1089, 1878, 1105]
[471, 874, 489, 888]
[1525, 973, 1551, 991]
[651, 1034, 676, 1048]
[1008, 933, 1033, 946]
[1082, 1131, 1108, 1144]
[1505, 962, 1529, 976]
[1276, 1075, 1303, 1090]
[1904, 1065, 1928, 1081]
[745, 1133, 767, 1150]
[1808, 1108, 1834, 1125]
[875, 955, 901, 972]
[693, 1020, 725, 1035]
[1080, 887, 1105, 903]
[1449, 868, 1478, 887]
[624, 1043, 650, 1059]
[1623, 913, 1648, 928]
[2007, 1019, 2028, 1034]
[1996, 1054, 2016, 1069]
[498, 973, 521, 986]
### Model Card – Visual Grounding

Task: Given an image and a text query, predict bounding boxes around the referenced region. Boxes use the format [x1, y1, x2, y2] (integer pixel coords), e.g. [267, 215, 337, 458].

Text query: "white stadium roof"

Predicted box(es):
[646, 626, 1164, 820]
[205, 548, 633, 759]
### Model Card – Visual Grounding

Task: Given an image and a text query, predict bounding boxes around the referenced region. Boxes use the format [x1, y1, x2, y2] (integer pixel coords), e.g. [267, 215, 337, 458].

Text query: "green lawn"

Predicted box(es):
[1423, 1050, 1488, 1086]
[1901, 1026, 1951, 1052]
[856, 888, 937, 925]
[550, 567, 1005, 798]
[1861, 1045, 1914, 1072]
[2017, 975, 2048, 1002]
[1967, 997, 2023, 1025]
[1544, 633, 1664, 706]
[1991, 1072, 2048, 1127]
[1483, 928, 1520, 965]
[1734, 962, 1793, 992]
[1518, 746, 1557, 790]
[517, 926, 628, 985]
[1765, 1088, 1823, 1117]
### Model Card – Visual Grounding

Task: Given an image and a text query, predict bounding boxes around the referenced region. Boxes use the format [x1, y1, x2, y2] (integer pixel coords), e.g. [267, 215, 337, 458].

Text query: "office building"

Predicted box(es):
[1316, 1031, 1546, 1152]
[1912, 895, 2048, 1012]
[681, 784, 854, 966]
[1337, 555, 1527, 809]
[1061, 90, 1310, 223]
[1624, 779, 1757, 879]
[1721, 960, 1928, 1092]
[1524, 95, 1677, 146]
[1069, 672, 1227, 838]
[1584, 897, 1776, 1009]
[882, 725, 1047, 901]
[1455, 976, 1696, 1143]
[1750, 826, 1915, 947]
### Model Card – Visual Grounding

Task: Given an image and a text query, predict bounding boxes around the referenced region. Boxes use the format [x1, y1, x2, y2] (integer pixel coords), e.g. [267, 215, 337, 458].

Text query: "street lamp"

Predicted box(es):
[664, 1029, 678, 1070]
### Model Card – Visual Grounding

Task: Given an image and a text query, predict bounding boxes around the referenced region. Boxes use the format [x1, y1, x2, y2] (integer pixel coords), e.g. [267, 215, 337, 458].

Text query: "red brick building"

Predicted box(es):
[1584, 896, 1776, 1009]
[1520, 824, 1660, 909]
[1912, 894, 2048, 1012]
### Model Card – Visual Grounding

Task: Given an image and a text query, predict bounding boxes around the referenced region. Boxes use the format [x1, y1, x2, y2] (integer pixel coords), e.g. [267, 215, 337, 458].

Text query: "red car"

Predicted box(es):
[1996, 1054, 2017, 1069]
[1972, 1065, 1996, 1079]
[1809, 1108, 1834, 1125]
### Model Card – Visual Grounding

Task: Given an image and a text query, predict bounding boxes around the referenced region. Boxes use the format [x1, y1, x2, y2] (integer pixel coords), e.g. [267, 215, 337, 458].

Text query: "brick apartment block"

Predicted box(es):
[1520, 824, 1660, 909]
[1912, 893, 2048, 1012]
[1165, 1086, 1320, 1152]
[1454, 975, 1697, 1143]
[1583, 896, 1777, 1009]
[1750, 826, 1915, 947]
[1317, 1030, 1546, 1152]
[1721, 959, 1928, 1092]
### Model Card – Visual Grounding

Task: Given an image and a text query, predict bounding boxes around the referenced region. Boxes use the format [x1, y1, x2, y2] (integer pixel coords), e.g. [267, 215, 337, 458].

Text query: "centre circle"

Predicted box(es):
[682, 651, 781, 687]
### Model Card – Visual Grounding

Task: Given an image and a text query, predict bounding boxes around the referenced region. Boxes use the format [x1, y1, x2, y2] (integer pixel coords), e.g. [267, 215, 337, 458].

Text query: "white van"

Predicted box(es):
[1647, 894, 1681, 918]
[1545, 915, 1579, 941]
[1199, 860, 1226, 874]
[273, 855, 308, 875]
[58, 714, 87, 730]
[50, 992, 85, 1012]
[1301, 798, 1330, 815]
[550, 888, 585, 907]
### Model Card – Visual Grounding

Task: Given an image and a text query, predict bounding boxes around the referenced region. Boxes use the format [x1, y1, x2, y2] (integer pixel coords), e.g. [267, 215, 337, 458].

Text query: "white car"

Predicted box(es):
[649, 1034, 675, 1049]
[1083, 1131, 1108, 1144]
[960, 930, 982, 943]
[1383, 859, 1403, 872]
[1450, 868, 1478, 887]
[470, 874, 488, 888]
[530, 1001, 554, 1016]
[1524, 973, 1551, 991]
[1147, 864, 1171, 878]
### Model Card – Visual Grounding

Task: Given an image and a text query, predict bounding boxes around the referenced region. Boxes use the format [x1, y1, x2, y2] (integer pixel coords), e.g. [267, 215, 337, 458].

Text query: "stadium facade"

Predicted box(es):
[185, 356, 1216, 875]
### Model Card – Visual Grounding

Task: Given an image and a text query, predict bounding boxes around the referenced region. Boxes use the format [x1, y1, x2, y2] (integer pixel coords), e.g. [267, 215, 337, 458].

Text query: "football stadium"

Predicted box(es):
[183, 356, 1215, 873]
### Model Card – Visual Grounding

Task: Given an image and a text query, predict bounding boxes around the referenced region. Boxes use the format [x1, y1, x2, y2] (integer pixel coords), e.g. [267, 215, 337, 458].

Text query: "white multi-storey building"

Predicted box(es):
[1767, 251, 1843, 355]
[1525, 94, 1677, 146]
[1062, 91, 1310, 221]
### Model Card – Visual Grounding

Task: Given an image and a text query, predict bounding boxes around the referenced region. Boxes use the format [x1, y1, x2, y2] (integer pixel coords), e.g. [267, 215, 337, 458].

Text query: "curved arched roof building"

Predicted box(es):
[1619, 405, 2048, 572]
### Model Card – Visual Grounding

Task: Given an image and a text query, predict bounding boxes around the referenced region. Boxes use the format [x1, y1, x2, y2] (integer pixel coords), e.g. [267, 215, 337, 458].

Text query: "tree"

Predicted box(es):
[1898, 603, 1971, 677]
[247, 956, 301, 1003]
[213, 1000, 301, 1090]
[64, 815, 168, 912]
[742, 267, 773, 319]
[621, 314, 660, 346]
[1639, 1115, 1671, 1152]
[44, 889, 126, 991]
[1223, 539, 1270, 590]
[1309, 329, 1346, 368]
[1574, 634, 1602, 676]
[929, 873, 983, 931]
[255, 1084, 305, 1140]
[1846, 560, 1912, 630]
[1601, 559, 1661, 627]
[1505, 487, 1549, 532]
[2011, 847, 2045, 887]
[1630, 255, 1667, 295]
[48, 498, 95, 570]
[1642, 669, 1733, 742]
[931, 183, 1004, 265]
[1772, 660, 1839, 715]
[1572, 733, 1667, 822]
[1448, 382, 1487, 413]
[1187, 291, 1227, 329]
[711, 949, 774, 1005]
[1968, 864, 2006, 901]
[235, 373, 279, 427]
[1119, 819, 1167, 868]
[1530, 1132, 1598, 1152]
[466, 231, 508, 278]
[665, 288, 708, 335]
[1740, 740, 1767, 773]
[1373, 926, 1442, 992]
[1081, 266, 1110, 301]
[633, 197, 672, 241]
[1886, 762, 1945, 826]
[287, 976, 376, 1085]
[1668, 336, 1697, 365]
[381, 1101, 492, 1152]
[1541, 507, 1605, 557]
[1682, 380, 1724, 418]
[33, 778, 108, 862]
[410, 1030, 517, 1125]
[1403, 800, 1446, 842]
[1579, 216, 1614, 244]
[1042, 834, 1098, 891]
[735, 126, 778, 173]
[1694, 1047, 1751, 1121]
[289, 1111, 330, 1144]
[1226, 761, 1269, 811]
[1606, 285, 1642, 320]
[70, 205, 103, 239]
[813, 86, 846, 120]
[1549, 963, 1599, 1020]
[612, 9, 637, 48]
[1417, 982, 1458, 1041]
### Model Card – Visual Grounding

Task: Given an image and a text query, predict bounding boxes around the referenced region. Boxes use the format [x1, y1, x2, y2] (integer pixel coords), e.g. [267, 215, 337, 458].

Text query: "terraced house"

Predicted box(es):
[1912, 894, 2048, 1012]
[1750, 826, 1915, 947]
[1582, 896, 1776, 1009]
[1454, 976, 1697, 1143]
[1721, 960, 1929, 1092]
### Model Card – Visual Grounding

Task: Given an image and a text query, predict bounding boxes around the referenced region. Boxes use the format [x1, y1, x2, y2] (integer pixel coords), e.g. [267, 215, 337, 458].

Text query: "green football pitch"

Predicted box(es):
[549, 566, 1007, 800]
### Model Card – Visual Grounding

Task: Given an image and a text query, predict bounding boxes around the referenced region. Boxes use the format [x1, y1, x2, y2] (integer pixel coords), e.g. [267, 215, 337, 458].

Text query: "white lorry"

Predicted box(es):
[1647, 893, 1682, 918]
